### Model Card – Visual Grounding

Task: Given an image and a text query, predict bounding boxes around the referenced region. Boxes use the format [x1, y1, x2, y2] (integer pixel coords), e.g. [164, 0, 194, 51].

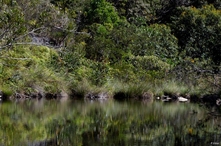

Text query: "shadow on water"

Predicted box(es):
[0, 99, 220, 146]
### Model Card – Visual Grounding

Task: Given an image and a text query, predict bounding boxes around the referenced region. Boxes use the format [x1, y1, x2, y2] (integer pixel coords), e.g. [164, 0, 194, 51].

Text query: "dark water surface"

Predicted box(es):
[0, 99, 221, 146]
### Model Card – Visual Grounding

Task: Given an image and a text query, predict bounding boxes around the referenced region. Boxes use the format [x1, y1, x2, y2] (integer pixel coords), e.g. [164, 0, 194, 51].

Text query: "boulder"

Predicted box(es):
[178, 96, 188, 102]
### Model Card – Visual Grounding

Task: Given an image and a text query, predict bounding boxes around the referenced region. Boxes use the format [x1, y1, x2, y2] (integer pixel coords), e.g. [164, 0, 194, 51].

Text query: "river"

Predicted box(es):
[0, 99, 220, 146]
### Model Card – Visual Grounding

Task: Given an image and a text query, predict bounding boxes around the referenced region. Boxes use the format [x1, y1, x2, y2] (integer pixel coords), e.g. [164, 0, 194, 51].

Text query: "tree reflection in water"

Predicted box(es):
[0, 100, 220, 146]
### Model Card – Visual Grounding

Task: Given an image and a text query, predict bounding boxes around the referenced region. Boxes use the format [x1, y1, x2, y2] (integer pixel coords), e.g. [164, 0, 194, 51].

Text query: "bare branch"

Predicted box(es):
[14, 27, 46, 41]
[0, 29, 9, 40]
[0, 57, 32, 60]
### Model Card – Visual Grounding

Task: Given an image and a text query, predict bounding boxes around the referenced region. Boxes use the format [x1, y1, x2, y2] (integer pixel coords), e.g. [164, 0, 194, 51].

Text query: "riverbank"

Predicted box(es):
[0, 46, 220, 108]
[1, 86, 221, 108]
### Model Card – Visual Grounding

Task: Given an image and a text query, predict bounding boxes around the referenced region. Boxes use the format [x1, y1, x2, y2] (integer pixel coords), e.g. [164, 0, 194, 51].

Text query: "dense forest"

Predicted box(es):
[0, 0, 221, 101]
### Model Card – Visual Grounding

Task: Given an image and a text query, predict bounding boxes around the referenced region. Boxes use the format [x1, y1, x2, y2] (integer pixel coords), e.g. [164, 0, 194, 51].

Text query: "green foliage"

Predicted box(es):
[50, 0, 90, 13]
[128, 24, 178, 60]
[171, 5, 221, 66]
[84, 0, 120, 25]
[85, 23, 178, 65]
[107, 0, 163, 25]
[130, 55, 170, 77]
[0, 1, 26, 48]
[74, 58, 109, 86]
[82, 0, 120, 36]
[107, 61, 138, 83]
[18, 0, 69, 28]
[0, 46, 65, 93]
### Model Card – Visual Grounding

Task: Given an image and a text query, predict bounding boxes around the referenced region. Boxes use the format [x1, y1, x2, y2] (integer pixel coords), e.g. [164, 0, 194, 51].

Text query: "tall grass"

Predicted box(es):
[103, 79, 153, 99]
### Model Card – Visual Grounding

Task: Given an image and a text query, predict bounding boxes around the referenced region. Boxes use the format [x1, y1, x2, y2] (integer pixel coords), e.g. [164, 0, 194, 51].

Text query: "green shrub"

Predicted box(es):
[130, 55, 170, 78]
[0, 46, 66, 94]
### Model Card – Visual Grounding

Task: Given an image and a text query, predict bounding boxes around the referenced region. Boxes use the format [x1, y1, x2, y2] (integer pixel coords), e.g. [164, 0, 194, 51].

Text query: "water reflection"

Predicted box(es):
[0, 100, 220, 146]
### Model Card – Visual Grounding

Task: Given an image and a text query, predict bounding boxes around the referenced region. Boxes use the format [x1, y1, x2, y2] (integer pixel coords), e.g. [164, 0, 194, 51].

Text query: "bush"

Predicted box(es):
[0, 46, 65, 94]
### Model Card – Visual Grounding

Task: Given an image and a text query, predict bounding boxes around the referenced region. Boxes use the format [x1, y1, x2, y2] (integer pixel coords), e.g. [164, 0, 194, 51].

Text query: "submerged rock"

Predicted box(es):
[216, 99, 221, 106]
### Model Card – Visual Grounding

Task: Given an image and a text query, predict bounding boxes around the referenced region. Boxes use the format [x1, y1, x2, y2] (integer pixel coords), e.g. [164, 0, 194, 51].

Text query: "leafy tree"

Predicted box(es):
[106, 0, 221, 25]
[107, 0, 163, 25]
[80, 0, 120, 35]
[156, 0, 221, 23]
[83, 0, 120, 25]
[85, 22, 178, 65]
[16, 0, 72, 47]
[171, 5, 221, 69]
[0, 1, 26, 49]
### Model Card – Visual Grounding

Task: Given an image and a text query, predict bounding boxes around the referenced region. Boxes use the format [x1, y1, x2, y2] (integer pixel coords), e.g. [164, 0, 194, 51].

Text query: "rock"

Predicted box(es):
[178, 96, 188, 102]
[141, 92, 153, 102]
[216, 99, 221, 106]
[85, 92, 97, 100]
[97, 92, 109, 100]
[156, 97, 161, 100]
[161, 95, 172, 102]
[28, 138, 57, 146]
[30, 92, 43, 100]
[85, 92, 109, 101]
[163, 92, 178, 100]
[57, 91, 69, 102]
[0, 91, 3, 102]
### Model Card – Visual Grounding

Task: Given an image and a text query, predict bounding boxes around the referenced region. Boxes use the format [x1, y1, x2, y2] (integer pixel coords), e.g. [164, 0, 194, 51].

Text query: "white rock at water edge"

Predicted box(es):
[178, 97, 188, 102]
